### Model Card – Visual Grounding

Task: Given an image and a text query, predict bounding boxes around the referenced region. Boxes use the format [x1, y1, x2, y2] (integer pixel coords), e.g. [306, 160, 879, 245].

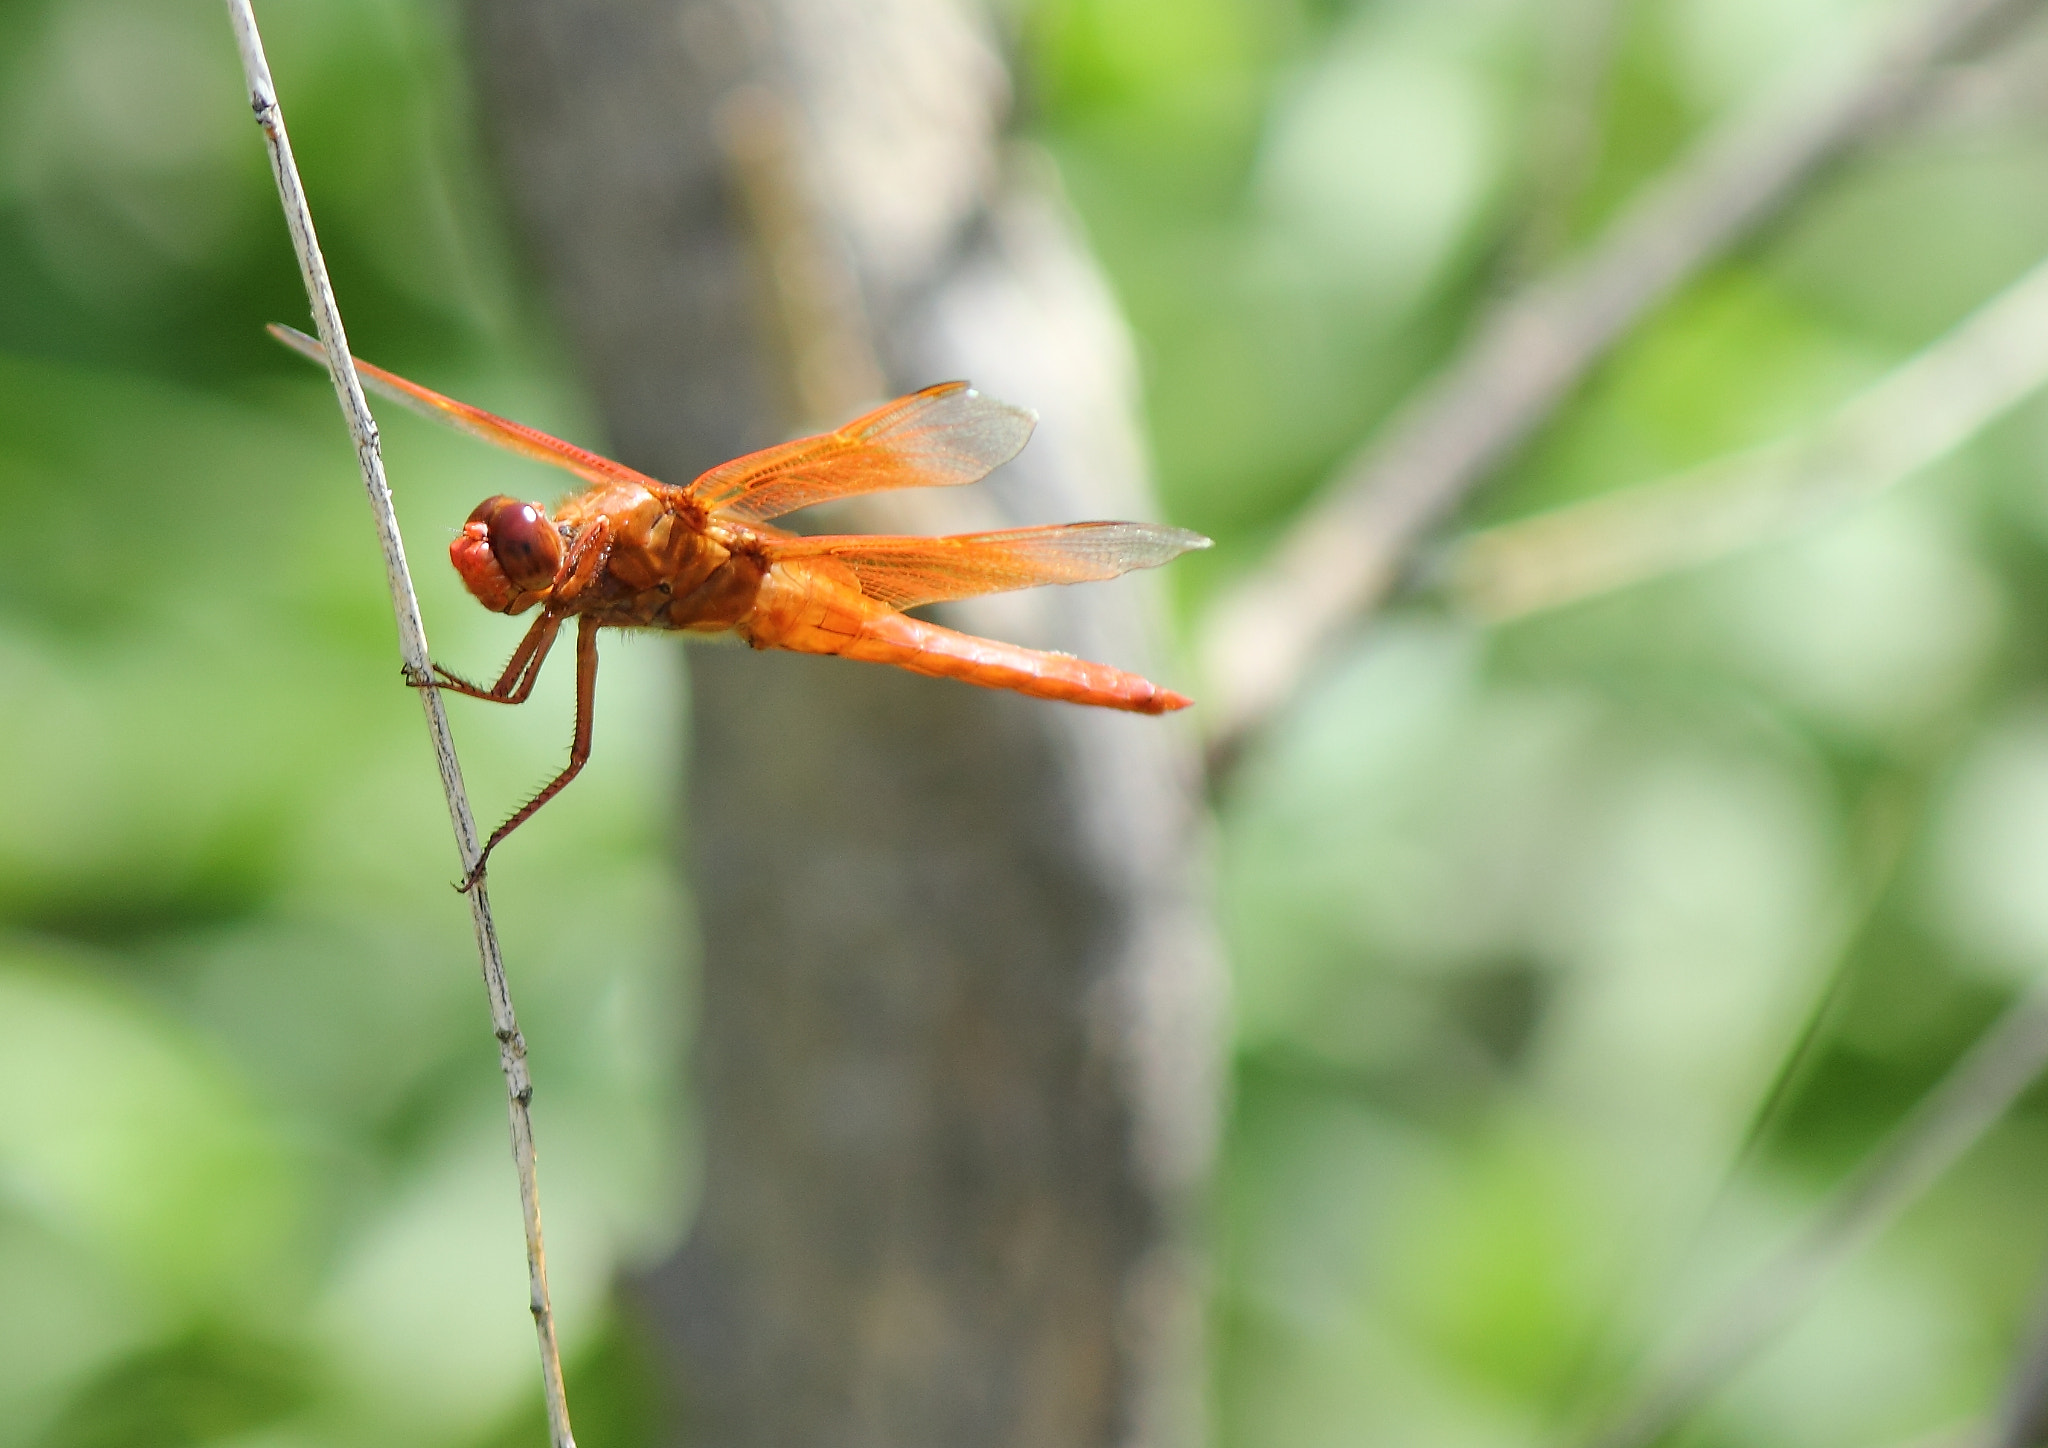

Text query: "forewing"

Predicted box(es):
[769, 521, 1211, 612]
[689, 382, 1035, 524]
[268, 324, 665, 494]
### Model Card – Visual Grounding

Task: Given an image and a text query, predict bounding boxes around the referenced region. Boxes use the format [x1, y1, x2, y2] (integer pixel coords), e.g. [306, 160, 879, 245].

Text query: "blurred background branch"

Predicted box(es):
[1200, 0, 2038, 766]
[1448, 245, 2048, 620]
[1575, 978, 2048, 1448]
[1988, 1268, 2048, 1448]
[1502, 0, 1625, 281]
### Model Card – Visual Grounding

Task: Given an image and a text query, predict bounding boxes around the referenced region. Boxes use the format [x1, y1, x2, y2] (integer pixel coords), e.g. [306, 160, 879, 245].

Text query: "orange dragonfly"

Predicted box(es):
[272, 325, 1208, 887]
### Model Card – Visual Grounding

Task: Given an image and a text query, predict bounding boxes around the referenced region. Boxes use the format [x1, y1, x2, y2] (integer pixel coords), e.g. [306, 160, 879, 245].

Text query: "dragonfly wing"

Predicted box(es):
[268, 324, 665, 494]
[768, 521, 1211, 612]
[689, 382, 1035, 524]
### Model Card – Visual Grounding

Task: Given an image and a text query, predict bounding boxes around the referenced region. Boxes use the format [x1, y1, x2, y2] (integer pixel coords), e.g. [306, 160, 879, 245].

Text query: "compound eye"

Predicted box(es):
[476, 495, 562, 592]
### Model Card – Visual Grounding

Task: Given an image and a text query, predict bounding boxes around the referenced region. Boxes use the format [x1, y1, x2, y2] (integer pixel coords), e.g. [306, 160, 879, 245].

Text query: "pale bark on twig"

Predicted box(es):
[222, 7, 575, 1446]
[1200, 0, 2037, 765]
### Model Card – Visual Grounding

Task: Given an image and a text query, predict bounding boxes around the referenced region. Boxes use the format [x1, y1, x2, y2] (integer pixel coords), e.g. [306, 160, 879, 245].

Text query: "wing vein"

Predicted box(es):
[688, 382, 1036, 522]
[770, 521, 1211, 611]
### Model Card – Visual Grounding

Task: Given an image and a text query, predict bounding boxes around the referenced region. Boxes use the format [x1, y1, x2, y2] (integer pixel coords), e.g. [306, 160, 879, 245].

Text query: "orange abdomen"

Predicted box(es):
[739, 562, 1191, 714]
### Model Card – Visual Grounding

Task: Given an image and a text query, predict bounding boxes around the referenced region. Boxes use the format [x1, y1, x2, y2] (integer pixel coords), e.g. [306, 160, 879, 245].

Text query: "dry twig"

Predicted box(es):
[1199, 0, 2035, 765]
[223, 5, 576, 1445]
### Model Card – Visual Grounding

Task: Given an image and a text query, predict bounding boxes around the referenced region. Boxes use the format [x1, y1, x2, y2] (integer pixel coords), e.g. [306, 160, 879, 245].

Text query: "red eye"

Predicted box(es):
[474, 495, 562, 591]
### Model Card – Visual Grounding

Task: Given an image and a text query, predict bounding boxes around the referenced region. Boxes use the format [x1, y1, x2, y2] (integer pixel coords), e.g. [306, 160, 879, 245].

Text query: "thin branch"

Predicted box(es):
[1199, 0, 2036, 767]
[222, 7, 576, 1446]
[1446, 245, 2048, 621]
[1986, 1263, 2048, 1448]
[1571, 976, 2048, 1448]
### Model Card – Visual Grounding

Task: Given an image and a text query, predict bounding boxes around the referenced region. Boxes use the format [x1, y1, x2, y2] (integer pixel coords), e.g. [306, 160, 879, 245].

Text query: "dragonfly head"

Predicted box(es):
[452, 495, 563, 614]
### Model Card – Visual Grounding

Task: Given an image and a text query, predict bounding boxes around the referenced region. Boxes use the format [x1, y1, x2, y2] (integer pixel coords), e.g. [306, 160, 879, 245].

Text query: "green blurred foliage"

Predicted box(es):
[0, 2, 682, 1444]
[11, 0, 2048, 1445]
[1030, 0, 2048, 1444]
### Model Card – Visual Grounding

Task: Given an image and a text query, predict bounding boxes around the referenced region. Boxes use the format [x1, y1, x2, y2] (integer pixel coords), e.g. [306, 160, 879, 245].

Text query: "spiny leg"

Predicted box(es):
[459, 614, 601, 892]
[408, 609, 563, 703]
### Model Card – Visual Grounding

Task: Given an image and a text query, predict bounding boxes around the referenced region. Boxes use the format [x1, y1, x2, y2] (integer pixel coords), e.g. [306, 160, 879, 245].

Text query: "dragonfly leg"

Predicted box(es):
[414, 519, 610, 706]
[416, 611, 564, 704]
[459, 614, 601, 892]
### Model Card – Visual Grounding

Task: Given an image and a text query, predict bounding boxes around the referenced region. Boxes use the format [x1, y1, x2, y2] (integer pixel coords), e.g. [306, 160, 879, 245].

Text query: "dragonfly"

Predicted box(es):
[271, 325, 1209, 888]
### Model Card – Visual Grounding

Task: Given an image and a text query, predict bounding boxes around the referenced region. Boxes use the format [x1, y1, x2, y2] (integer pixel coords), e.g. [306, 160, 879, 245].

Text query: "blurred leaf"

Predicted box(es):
[33, 1331, 310, 1448]
[0, 950, 302, 1317]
